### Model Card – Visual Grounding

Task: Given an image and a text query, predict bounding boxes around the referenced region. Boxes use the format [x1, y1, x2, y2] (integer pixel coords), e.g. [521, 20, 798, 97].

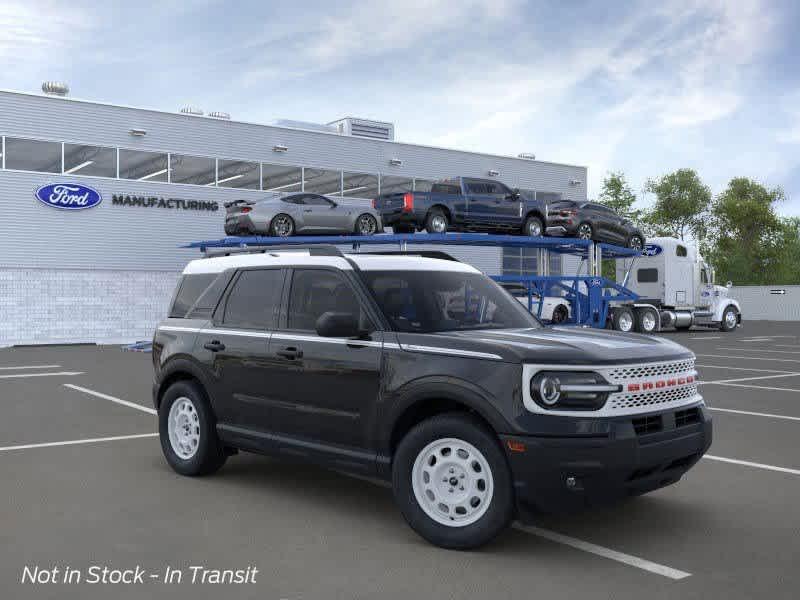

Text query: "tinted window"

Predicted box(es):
[637, 268, 659, 283]
[430, 184, 461, 195]
[119, 149, 168, 181]
[186, 274, 232, 318]
[701, 269, 708, 284]
[170, 274, 217, 318]
[362, 270, 540, 333]
[676, 245, 688, 257]
[304, 195, 333, 206]
[262, 163, 302, 193]
[64, 143, 117, 177]
[217, 159, 259, 189]
[466, 182, 487, 194]
[170, 154, 216, 186]
[223, 269, 283, 329]
[484, 182, 512, 195]
[5, 137, 62, 173]
[282, 195, 305, 205]
[287, 270, 367, 332]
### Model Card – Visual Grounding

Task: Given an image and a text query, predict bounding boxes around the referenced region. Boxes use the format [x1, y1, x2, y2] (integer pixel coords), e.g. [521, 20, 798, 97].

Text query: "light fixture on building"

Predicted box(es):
[180, 106, 204, 116]
[518, 152, 536, 160]
[273, 144, 288, 153]
[389, 158, 402, 166]
[488, 169, 500, 177]
[129, 128, 147, 137]
[569, 179, 582, 186]
[208, 111, 231, 120]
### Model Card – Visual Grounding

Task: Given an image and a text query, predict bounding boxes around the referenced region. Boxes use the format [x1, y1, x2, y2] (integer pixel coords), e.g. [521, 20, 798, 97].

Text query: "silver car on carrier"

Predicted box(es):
[224, 192, 383, 237]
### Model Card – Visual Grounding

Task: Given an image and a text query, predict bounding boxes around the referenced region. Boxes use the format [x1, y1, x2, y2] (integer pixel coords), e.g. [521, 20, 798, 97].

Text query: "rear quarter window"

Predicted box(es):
[430, 184, 461, 195]
[169, 274, 217, 318]
[637, 268, 659, 283]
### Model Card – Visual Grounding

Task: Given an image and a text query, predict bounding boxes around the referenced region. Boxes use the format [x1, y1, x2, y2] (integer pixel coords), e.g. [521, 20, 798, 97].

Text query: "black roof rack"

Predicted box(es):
[357, 250, 461, 262]
[202, 244, 344, 258]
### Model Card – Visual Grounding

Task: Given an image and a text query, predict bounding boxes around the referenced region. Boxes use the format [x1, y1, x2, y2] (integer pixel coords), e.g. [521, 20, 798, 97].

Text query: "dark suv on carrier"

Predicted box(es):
[153, 246, 711, 549]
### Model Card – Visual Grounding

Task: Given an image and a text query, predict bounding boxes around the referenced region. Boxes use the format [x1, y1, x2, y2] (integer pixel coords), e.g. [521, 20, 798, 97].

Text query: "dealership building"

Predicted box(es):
[0, 85, 588, 346]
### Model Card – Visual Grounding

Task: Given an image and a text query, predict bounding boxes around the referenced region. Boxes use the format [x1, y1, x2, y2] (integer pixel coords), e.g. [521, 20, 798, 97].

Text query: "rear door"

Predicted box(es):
[464, 179, 492, 226]
[265, 268, 383, 450]
[197, 268, 285, 431]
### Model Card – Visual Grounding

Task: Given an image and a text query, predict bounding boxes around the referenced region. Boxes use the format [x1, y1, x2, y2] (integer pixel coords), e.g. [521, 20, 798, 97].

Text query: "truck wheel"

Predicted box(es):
[551, 305, 568, 324]
[628, 235, 644, 251]
[392, 413, 513, 550]
[425, 209, 449, 234]
[159, 380, 227, 476]
[720, 306, 739, 332]
[634, 307, 658, 334]
[612, 307, 635, 333]
[523, 215, 544, 237]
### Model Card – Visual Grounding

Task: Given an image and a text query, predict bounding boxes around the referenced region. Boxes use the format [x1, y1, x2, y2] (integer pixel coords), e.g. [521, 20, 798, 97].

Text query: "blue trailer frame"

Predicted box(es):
[186, 233, 641, 328]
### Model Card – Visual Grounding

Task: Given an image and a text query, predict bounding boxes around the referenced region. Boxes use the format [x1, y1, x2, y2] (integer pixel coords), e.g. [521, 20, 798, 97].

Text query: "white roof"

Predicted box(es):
[182, 251, 479, 275]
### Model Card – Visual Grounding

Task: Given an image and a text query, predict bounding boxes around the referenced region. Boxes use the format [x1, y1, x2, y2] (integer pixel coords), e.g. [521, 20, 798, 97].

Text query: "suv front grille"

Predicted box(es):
[608, 384, 698, 412]
[606, 359, 695, 381]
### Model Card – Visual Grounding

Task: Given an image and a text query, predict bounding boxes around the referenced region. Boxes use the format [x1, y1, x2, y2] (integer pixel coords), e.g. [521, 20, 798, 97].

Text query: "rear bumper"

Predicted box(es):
[501, 404, 712, 516]
[380, 209, 421, 227]
[224, 214, 257, 235]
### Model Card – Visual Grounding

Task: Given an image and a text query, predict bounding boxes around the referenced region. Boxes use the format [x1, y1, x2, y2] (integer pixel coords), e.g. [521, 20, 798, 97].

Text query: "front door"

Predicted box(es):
[484, 181, 521, 227]
[300, 194, 342, 232]
[198, 268, 285, 430]
[266, 268, 382, 450]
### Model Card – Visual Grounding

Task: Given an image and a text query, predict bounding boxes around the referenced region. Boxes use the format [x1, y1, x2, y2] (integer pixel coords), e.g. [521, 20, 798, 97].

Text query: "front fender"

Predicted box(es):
[713, 298, 741, 321]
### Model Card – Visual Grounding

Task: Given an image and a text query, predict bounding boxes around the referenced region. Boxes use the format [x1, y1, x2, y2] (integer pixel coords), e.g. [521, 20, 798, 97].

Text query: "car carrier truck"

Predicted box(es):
[610, 236, 741, 333]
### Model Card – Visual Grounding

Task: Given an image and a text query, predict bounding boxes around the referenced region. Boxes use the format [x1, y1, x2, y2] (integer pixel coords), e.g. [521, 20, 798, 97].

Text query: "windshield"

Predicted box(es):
[360, 270, 542, 333]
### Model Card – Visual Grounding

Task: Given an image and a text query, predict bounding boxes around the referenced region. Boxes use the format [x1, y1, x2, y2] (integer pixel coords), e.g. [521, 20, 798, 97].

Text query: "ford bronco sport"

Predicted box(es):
[153, 246, 711, 549]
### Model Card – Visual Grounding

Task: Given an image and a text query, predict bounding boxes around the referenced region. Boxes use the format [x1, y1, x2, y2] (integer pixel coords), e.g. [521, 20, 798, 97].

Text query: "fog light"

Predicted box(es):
[566, 476, 577, 489]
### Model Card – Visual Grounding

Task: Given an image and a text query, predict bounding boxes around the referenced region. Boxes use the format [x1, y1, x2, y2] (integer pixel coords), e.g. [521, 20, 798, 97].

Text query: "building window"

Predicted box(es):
[170, 154, 216, 186]
[304, 167, 342, 195]
[63, 143, 117, 177]
[502, 248, 562, 276]
[342, 171, 379, 198]
[119, 149, 168, 182]
[4, 137, 61, 173]
[262, 163, 302, 192]
[217, 159, 260, 189]
[380, 176, 413, 195]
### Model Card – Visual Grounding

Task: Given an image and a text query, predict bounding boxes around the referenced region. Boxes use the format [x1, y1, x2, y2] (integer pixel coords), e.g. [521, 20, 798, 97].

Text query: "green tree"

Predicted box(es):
[642, 169, 711, 241]
[598, 171, 640, 220]
[706, 178, 786, 285]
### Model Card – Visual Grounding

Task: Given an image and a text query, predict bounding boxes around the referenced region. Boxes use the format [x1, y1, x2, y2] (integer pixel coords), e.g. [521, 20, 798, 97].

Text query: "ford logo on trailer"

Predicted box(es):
[35, 183, 103, 210]
[642, 244, 662, 257]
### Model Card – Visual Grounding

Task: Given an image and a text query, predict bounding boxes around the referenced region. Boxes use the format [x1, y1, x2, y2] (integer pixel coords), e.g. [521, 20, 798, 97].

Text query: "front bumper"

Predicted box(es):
[501, 403, 712, 516]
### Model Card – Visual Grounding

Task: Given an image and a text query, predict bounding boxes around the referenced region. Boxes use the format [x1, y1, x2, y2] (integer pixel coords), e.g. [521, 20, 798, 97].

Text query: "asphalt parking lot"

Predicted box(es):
[2, 321, 800, 599]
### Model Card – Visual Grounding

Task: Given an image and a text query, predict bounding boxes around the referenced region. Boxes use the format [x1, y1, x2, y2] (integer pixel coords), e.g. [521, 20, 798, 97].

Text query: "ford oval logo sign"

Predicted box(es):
[35, 183, 103, 210]
[642, 244, 663, 257]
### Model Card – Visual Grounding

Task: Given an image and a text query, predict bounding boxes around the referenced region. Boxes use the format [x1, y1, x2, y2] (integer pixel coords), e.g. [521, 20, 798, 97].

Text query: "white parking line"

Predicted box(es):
[0, 371, 84, 379]
[717, 347, 800, 355]
[513, 525, 691, 580]
[773, 344, 800, 349]
[337, 471, 691, 579]
[63, 384, 157, 415]
[0, 364, 61, 370]
[707, 382, 800, 393]
[696, 364, 796, 374]
[696, 354, 800, 363]
[704, 454, 800, 476]
[0, 433, 158, 453]
[689, 336, 721, 340]
[707, 407, 800, 422]
[700, 373, 800, 385]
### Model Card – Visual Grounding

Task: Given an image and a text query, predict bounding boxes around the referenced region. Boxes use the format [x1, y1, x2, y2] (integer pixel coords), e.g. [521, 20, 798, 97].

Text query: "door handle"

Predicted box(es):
[304, 209, 313, 213]
[276, 347, 303, 360]
[203, 340, 225, 352]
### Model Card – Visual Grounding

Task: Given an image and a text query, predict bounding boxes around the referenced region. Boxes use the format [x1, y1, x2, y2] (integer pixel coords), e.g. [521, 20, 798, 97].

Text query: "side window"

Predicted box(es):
[286, 270, 368, 332]
[283, 195, 304, 205]
[305, 195, 333, 206]
[637, 268, 659, 283]
[222, 269, 283, 329]
[466, 182, 487, 194]
[170, 274, 216, 318]
[676, 245, 688, 257]
[701, 269, 708, 284]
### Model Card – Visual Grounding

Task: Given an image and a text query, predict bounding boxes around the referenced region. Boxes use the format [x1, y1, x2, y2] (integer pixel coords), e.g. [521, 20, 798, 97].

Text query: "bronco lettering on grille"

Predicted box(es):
[626, 375, 695, 392]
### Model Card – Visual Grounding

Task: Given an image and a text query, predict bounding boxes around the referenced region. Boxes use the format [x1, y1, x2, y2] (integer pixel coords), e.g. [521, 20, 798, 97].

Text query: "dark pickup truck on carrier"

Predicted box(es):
[373, 177, 549, 236]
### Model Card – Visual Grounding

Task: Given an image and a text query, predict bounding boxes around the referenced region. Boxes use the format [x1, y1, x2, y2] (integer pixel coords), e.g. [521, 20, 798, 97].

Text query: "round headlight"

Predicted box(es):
[538, 375, 561, 405]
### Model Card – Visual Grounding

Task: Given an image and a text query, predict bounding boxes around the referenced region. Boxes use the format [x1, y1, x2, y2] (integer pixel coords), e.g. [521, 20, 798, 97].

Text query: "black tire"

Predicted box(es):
[720, 306, 739, 332]
[634, 307, 658, 334]
[425, 209, 449, 234]
[393, 224, 416, 234]
[576, 222, 593, 240]
[551, 304, 568, 324]
[392, 413, 514, 550]
[612, 306, 635, 332]
[522, 215, 544, 237]
[158, 380, 227, 476]
[355, 213, 379, 236]
[270, 214, 295, 237]
[628, 234, 644, 251]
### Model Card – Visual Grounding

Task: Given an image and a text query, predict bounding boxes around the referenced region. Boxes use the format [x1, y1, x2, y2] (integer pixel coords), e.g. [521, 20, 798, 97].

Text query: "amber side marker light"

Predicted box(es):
[507, 440, 527, 453]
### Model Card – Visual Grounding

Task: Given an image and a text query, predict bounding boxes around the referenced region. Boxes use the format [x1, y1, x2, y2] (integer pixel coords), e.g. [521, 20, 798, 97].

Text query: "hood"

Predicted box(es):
[397, 326, 693, 365]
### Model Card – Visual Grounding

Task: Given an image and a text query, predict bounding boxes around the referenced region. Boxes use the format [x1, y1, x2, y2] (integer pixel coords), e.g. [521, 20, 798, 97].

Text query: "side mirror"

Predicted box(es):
[315, 311, 360, 338]
[726, 281, 733, 289]
[508, 188, 521, 200]
[329, 201, 338, 208]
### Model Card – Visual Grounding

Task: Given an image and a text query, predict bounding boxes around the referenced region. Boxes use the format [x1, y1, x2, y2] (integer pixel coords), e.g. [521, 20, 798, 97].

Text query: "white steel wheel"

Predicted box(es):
[638, 309, 657, 333]
[615, 308, 634, 332]
[168, 396, 201, 460]
[429, 214, 447, 233]
[411, 437, 494, 527]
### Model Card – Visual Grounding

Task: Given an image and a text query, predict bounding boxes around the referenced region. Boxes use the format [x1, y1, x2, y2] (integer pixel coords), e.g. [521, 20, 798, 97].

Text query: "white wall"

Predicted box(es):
[728, 285, 800, 321]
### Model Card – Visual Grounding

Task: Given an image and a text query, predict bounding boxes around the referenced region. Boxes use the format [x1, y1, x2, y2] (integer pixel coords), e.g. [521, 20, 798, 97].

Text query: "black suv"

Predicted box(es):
[547, 200, 645, 249]
[153, 246, 710, 549]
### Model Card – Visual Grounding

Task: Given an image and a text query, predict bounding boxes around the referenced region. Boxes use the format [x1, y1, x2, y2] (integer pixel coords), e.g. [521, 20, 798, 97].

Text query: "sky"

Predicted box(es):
[2, 0, 799, 213]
